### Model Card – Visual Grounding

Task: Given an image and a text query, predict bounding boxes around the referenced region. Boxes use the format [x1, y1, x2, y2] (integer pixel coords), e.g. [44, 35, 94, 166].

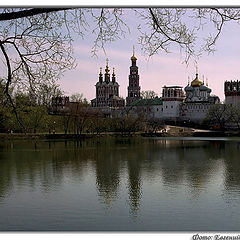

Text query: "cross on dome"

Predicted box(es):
[105, 58, 110, 74]
[131, 46, 137, 61]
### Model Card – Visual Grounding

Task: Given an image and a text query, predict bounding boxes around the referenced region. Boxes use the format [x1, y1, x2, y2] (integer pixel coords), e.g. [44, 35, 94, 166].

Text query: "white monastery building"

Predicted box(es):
[53, 49, 240, 125]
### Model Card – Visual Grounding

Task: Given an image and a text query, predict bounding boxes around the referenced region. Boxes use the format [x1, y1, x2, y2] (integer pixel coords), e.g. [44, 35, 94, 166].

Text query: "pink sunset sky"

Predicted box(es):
[1, 8, 240, 102]
[58, 8, 240, 103]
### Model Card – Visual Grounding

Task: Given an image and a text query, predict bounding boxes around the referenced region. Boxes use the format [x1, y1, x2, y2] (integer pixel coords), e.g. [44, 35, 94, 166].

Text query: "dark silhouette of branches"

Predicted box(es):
[0, 41, 25, 130]
[0, 8, 71, 21]
[1, 7, 240, 131]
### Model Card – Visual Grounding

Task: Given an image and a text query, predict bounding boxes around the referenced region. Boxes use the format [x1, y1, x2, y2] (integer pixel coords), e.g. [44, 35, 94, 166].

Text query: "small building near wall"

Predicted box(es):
[50, 96, 70, 115]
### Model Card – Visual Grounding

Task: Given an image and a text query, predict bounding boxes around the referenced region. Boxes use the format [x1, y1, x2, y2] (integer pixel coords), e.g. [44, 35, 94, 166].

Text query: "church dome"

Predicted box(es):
[184, 85, 194, 92]
[131, 55, 137, 61]
[191, 74, 203, 87]
[199, 85, 208, 91]
[131, 46, 137, 61]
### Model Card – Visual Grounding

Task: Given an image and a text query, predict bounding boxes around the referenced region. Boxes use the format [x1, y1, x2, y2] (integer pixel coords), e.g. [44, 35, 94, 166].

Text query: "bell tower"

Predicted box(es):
[126, 47, 141, 106]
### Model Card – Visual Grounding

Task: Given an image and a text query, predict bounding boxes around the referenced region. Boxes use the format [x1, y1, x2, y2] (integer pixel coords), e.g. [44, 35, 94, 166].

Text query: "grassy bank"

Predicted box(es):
[0, 132, 144, 140]
[1, 127, 240, 140]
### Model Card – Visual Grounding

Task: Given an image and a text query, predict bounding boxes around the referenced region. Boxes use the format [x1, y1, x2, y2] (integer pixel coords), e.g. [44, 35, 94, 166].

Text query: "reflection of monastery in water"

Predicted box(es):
[51, 49, 240, 124]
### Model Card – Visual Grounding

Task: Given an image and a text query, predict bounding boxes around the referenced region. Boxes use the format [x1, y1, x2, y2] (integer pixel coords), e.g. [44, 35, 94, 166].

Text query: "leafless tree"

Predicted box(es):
[226, 105, 240, 129]
[60, 112, 72, 134]
[146, 118, 165, 133]
[1, 7, 240, 119]
[137, 8, 240, 62]
[87, 109, 106, 135]
[205, 104, 234, 129]
[141, 90, 158, 99]
[0, 8, 75, 127]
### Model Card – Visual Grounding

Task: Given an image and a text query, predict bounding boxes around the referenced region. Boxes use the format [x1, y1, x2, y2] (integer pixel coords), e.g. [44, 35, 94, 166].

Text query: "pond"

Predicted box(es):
[0, 137, 240, 231]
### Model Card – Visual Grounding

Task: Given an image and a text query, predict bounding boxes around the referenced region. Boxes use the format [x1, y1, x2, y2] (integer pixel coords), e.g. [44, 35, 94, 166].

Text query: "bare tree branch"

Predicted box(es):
[0, 8, 71, 21]
[0, 41, 25, 130]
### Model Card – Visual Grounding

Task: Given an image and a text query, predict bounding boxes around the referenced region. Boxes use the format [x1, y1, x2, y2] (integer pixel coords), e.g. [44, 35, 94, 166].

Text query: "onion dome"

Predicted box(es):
[191, 73, 203, 87]
[205, 78, 211, 93]
[131, 45, 137, 61]
[184, 84, 194, 92]
[112, 67, 116, 83]
[207, 87, 212, 93]
[99, 67, 103, 83]
[131, 55, 137, 61]
[199, 85, 208, 91]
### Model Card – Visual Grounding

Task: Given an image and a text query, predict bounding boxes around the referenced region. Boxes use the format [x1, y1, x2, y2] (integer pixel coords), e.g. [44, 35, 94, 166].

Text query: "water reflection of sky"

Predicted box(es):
[0, 138, 240, 230]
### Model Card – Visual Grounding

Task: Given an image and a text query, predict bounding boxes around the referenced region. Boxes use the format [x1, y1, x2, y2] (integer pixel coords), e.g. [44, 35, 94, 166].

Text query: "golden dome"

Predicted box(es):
[105, 58, 110, 74]
[131, 55, 137, 61]
[191, 74, 203, 87]
[105, 66, 110, 74]
[131, 46, 137, 60]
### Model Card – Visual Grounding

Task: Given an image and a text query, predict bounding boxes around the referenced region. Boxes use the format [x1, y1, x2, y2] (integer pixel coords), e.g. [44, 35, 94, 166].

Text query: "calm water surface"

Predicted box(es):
[0, 137, 240, 231]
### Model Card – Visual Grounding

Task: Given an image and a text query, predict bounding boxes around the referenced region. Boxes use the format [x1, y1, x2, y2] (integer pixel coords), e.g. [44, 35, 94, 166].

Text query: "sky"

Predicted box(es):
[57, 8, 240, 103]
[1, 8, 240, 102]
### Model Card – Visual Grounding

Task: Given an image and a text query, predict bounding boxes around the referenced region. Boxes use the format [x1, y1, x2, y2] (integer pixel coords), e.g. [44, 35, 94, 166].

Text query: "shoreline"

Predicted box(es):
[1, 130, 240, 140]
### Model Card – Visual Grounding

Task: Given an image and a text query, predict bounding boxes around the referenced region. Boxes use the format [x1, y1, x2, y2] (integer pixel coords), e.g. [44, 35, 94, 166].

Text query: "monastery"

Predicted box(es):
[51, 49, 240, 125]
